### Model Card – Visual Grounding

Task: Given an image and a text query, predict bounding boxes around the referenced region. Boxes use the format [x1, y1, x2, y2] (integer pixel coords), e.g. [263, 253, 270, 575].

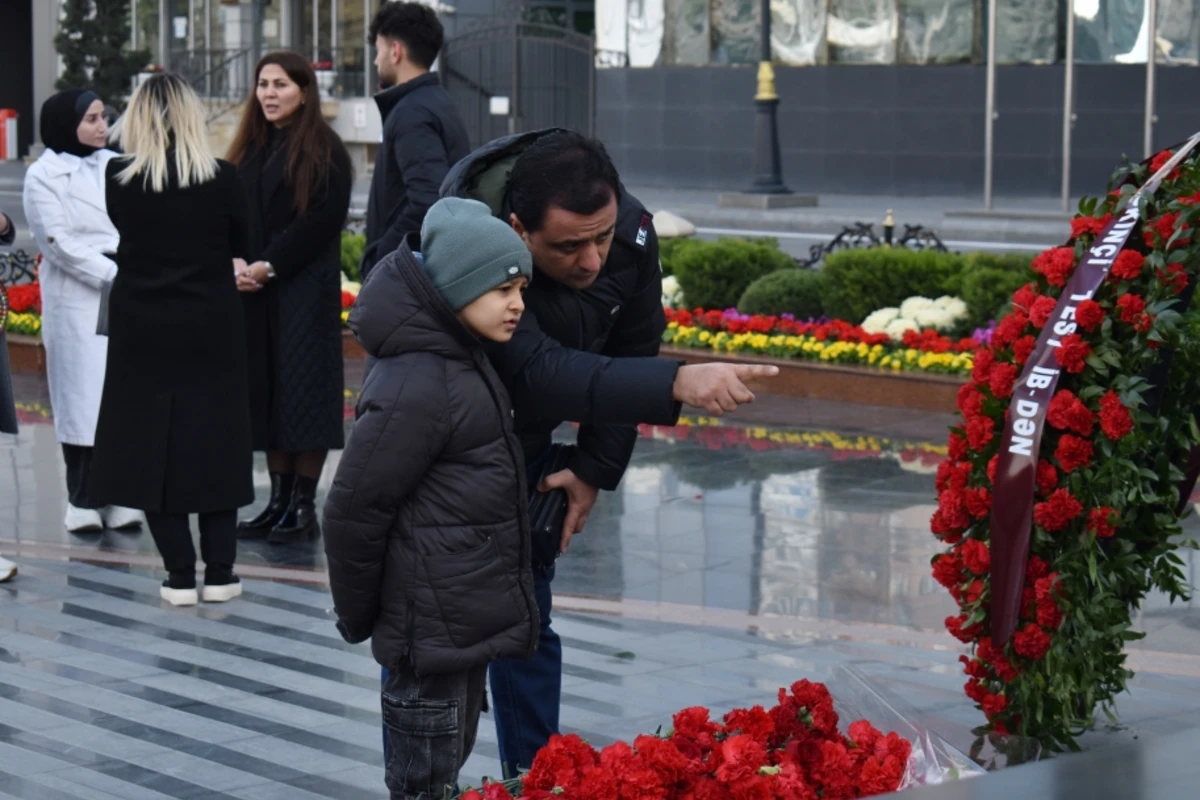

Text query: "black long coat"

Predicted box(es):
[238, 128, 351, 453]
[90, 159, 254, 513]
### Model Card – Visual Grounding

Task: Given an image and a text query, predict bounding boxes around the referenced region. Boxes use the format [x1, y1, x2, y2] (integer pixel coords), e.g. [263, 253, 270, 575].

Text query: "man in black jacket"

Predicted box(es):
[441, 130, 776, 776]
[361, 2, 470, 275]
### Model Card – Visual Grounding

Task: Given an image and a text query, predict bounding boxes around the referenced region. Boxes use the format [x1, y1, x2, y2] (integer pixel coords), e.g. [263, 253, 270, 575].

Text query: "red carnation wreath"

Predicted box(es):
[932, 138, 1200, 750]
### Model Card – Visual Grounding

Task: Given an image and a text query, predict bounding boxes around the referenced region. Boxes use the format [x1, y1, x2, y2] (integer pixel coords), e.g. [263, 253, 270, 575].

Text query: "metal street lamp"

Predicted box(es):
[747, 0, 790, 194]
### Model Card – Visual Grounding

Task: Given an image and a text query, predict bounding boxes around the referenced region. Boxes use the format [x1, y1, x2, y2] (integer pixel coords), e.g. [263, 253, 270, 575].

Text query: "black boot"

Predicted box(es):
[268, 475, 320, 544]
[238, 472, 295, 539]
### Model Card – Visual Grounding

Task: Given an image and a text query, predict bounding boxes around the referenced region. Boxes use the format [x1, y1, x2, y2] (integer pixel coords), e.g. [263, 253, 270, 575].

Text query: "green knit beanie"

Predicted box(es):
[420, 197, 533, 310]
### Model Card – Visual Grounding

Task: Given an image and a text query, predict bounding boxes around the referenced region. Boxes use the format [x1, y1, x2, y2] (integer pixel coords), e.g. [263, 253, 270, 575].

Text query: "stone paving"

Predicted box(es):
[4, 372, 1200, 798]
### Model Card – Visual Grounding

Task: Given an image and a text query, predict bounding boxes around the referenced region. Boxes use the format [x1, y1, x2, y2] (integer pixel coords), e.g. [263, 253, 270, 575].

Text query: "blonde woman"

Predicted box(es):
[23, 88, 146, 533]
[90, 73, 255, 606]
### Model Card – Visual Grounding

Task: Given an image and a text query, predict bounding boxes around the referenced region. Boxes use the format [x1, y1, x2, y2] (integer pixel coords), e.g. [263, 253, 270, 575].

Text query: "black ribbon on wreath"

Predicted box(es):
[988, 133, 1200, 646]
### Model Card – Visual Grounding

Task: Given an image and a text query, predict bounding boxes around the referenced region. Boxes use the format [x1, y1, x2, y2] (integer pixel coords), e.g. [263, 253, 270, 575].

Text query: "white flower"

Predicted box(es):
[934, 295, 969, 319]
[899, 296, 935, 318]
[862, 307, 900, 334]
[341, 279, 361, 295]
[915, 307, 956, 330]
[661, 275, 683, 309]
[885, 317, 920, 341]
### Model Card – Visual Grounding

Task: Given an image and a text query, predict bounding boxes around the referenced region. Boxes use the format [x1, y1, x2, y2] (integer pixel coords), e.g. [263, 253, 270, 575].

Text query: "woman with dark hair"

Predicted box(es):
[226, 51, 353, 545]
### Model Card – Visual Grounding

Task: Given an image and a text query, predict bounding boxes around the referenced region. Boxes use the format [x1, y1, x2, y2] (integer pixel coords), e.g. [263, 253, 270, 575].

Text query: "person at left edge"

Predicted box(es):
[226, 51, 353, 544]
[22, 88, 146, 534]
[0, 210, 21, 583]
[90, 73, 255, 607]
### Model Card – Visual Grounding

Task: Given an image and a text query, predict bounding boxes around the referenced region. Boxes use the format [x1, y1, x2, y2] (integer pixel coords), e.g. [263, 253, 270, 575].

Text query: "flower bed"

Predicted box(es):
[932, 142, 1200, 750]
[664, 308, 976, 377]
[6, 283, 41, 336]
[458, 679, 922, 799]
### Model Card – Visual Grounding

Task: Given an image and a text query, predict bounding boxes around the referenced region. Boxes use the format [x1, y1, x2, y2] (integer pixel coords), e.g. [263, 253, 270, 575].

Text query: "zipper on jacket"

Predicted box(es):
[473, 351, 541, 658]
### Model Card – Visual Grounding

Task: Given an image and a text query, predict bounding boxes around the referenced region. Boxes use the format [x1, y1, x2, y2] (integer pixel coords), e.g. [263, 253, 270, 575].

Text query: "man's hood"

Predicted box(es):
[439, 128, 570, 213]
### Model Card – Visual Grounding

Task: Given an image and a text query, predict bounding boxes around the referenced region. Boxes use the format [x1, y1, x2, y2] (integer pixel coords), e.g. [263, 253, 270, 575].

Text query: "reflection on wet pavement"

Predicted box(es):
[3, 375, 1200, 656]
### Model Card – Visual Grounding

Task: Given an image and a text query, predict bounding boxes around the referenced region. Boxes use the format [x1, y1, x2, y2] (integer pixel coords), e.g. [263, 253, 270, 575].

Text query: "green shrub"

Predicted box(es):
[658, 237, 704, 276]
[341, 231, 365, 283]
[672, 237, 795, 310]
[738, 268, 825, 319]
[818, 248, 965, 324]
[958, 251, 1035, 329]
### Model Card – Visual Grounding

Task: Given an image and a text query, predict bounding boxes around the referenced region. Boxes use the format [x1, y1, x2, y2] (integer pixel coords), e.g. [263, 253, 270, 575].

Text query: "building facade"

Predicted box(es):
[592, 0, 1200, 196]
[12, 1, 1200, 197]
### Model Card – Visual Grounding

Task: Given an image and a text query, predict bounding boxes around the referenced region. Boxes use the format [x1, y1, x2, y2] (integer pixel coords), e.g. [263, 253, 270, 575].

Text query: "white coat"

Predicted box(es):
[23, 148, 120, 446]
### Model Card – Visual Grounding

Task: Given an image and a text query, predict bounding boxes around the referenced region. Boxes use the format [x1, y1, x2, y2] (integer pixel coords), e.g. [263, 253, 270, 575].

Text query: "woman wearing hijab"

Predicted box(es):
[225, 51, 352, 544]
[90, 73, 254, 606]
[23, 88, 146, 533]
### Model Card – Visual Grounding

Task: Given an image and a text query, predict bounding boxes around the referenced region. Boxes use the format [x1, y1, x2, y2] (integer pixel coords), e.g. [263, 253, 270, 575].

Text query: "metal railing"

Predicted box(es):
[168, 48, 256, 121]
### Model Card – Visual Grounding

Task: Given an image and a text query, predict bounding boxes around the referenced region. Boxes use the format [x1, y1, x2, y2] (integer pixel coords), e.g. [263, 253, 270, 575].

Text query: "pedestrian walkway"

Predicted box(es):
[346, 176, 1068, 247]
[0, 158, 1073, 251]
[5, 376, 1200, 798]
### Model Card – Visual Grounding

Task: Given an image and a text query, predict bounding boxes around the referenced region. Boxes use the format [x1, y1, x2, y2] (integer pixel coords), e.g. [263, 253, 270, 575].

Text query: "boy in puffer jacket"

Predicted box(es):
[324, 197, 539, 800]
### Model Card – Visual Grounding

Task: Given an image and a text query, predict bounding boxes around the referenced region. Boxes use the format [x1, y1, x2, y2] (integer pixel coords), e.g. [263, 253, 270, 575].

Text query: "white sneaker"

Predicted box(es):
[161, 585, 199, 606]
[0, 555, 16, 582]
[201, 580, 243, 603]
[103, 506, 145, 531]
[65, 505, 104, 532]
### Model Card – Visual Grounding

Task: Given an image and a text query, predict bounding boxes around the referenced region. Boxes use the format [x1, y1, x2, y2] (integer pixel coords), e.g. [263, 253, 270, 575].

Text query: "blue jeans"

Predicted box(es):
[490, 564, 559, 778]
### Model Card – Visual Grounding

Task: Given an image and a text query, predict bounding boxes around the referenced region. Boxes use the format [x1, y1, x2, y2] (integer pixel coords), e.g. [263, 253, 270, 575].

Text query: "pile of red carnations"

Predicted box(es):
[932, 144, 1200, 751]
[460, 680, 912, 800]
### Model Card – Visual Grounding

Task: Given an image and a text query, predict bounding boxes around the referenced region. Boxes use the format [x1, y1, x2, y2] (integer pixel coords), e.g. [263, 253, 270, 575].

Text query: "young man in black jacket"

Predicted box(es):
[441, 130, 777, 776]
[361, 2, 470, 275]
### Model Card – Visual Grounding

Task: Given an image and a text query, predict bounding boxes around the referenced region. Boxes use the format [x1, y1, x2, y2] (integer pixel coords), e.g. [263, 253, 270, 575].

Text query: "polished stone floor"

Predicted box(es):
[4, 371, 1200, 798]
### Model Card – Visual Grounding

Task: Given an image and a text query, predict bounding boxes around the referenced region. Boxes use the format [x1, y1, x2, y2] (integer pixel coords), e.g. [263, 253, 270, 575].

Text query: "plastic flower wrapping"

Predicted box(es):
[453, 667, 992, 800]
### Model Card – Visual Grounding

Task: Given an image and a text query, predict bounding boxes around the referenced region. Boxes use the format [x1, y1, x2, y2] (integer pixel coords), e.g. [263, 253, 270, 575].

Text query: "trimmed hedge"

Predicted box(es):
[659, 237, 705, 277]
[738, 268, 825, 319]
[661, 234, 1036, 327]
[818, 249, 963, 324]
[957, 252, 1034, 330]
[671, 237, 795, 311]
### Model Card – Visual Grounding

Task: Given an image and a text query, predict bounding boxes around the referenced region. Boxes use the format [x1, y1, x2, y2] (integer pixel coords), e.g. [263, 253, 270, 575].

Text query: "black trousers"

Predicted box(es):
[61, 444, 98, 509]
[145, 510, 238, 578]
